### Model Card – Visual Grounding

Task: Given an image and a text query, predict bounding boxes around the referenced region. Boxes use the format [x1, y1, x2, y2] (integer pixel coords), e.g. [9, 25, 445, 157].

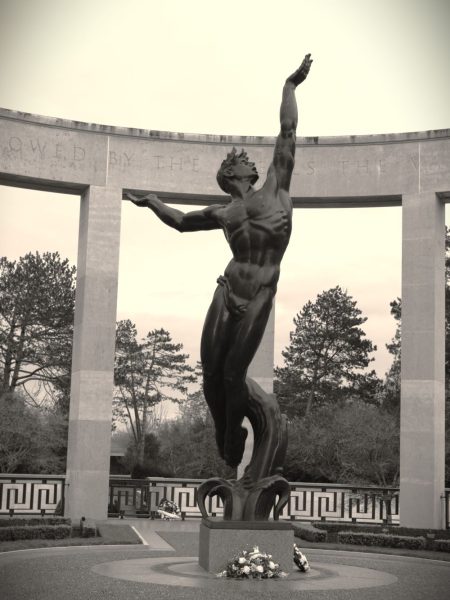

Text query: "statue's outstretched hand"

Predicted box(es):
[286, 53, 313, 87]
[125, 192, 158, 207]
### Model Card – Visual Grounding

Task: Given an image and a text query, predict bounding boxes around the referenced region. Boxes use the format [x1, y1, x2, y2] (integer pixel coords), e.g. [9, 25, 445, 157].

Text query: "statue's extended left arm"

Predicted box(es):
[125, 192, 222, 232]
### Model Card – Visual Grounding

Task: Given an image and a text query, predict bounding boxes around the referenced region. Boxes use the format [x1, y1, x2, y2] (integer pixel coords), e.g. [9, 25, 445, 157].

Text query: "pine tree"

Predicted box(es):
[275, 286, 378, 419]
[0, 252, 75, 408]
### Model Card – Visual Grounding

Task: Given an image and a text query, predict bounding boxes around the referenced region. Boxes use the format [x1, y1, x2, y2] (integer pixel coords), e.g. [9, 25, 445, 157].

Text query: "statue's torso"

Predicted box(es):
[215, 186, 292, 301]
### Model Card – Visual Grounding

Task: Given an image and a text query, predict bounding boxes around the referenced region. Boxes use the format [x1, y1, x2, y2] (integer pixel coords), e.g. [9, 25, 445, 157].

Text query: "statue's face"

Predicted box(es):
[231, 160, 259, 183]
[217, 152, 259, 193]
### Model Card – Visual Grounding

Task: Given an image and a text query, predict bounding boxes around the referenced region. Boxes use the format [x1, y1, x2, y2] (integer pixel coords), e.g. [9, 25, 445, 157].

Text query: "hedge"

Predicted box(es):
[434, 539, 450, 552]
[0, 525, 71, 541]
[314, 522, 450, 539]
[293, 523, 327, 543]
[338, 531, 426, 550]
[0, 517, 70, 528]
[314, 522, 381, 534]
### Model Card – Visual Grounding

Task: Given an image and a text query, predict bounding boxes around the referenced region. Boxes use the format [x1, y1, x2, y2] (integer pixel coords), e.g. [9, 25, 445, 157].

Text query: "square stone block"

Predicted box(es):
[198, 518, 294, 574]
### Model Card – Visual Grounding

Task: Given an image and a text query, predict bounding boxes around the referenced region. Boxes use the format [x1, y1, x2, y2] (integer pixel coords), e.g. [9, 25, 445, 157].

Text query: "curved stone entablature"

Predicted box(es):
[1, 108, 449, 205]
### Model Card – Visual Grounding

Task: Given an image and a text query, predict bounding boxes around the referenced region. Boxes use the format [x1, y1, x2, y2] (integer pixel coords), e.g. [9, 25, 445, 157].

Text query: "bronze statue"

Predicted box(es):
[127, 54, 312, 520]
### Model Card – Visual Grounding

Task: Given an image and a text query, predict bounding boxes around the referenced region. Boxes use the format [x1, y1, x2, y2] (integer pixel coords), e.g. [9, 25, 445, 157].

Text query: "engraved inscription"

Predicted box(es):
[409, 155, 419, 171]
[151, 155, 200, 172]
[2, 135, 86, 165]
[109, 151, 134, 168]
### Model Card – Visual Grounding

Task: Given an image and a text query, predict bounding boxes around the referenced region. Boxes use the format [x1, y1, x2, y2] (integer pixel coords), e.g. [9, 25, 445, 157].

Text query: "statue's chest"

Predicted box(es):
[222, 195, 287, 234]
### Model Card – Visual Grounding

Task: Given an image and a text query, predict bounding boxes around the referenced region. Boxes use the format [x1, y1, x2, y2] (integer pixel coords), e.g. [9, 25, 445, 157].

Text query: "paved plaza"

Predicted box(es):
[1, 520, 449, 600]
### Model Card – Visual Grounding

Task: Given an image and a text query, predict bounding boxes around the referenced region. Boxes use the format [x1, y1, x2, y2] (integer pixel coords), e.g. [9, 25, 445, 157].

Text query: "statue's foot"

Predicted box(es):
[224, 426, 248, 468]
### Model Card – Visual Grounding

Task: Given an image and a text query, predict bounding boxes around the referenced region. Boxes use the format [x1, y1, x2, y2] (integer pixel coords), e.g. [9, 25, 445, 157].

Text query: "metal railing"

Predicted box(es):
[1, 474, 449, 529]
[0, 474, 65, 516]
[142, 478, 401, 524]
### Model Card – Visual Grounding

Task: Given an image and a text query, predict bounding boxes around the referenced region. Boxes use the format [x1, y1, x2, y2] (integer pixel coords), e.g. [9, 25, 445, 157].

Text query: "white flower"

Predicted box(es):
[242, 565, 250, 574]
[268, 561, 276, 570]
[256, 565, 264, 573]
[238, 557, 246, 564]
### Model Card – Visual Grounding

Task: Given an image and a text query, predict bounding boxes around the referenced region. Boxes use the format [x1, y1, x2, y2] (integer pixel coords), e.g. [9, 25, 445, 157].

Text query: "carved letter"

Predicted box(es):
[54, 143, 63, 160]
[109, 151, 118, 166]
[123, 152, 134, 166]
[9, 137, 22, 152]
[73, 146, 85, 161]
[409, 155, 419, 171]
[154, 155, 164, 169]
[170, 157, 183, 171]
[307, 160, 315, 175]
[378, 159, 386, 174]
[192, 157, 199, 172]
[30, 139, 47, 159]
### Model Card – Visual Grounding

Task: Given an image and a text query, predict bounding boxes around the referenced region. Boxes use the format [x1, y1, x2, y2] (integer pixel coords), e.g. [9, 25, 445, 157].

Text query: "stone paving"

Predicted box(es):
[1, 520, 449, 600]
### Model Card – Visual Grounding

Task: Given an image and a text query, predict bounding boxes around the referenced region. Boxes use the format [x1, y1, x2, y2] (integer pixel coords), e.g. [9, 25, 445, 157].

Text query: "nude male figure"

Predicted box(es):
[127, 54, 313, 468]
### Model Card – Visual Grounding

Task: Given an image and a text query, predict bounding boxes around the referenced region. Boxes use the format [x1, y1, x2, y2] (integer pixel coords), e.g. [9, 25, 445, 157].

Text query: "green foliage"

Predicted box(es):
[121, 432, 174, 478]
[275, 286, 379, 419]
[0, 392, 67, 473]
[284, 401, 399, 486]
[0, 252, 75, 408]
[315, 522, 450, 539]
[157, 390, 235, 479]
[337, 531, 426, 549]
[293, 523, 327, 543]
[0, 517, 70, 527]
[434, 539, 450, 552]
[113, 320, 195, 465]
[382, 298, 402, 414]
[0, 524, 71, 541]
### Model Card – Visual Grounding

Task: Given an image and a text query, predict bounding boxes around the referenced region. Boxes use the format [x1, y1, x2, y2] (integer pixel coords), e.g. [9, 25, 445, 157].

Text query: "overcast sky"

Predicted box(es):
[1, 0, 449, 397]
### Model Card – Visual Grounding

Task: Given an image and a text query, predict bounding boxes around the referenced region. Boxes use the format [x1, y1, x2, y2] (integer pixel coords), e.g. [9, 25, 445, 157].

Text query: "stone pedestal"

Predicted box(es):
[198, 518, 293, 574]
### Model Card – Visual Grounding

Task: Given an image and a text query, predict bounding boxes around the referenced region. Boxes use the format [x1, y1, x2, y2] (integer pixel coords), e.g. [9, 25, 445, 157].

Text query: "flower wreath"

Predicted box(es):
[157, 498, 181, 520]
[217, 544, 310, 579]
[217, 546, 286, 579]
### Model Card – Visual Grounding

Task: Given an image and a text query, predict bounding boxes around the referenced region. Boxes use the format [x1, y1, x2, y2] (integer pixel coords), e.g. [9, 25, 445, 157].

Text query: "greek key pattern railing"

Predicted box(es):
[0, 475, 64, 515]
[1, 475, 449, 527]
[145, 478, 401, 524]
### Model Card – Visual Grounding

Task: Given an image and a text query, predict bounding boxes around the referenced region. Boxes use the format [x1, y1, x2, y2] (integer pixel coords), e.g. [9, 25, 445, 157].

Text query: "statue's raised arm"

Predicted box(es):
[272, 53, 313, 191]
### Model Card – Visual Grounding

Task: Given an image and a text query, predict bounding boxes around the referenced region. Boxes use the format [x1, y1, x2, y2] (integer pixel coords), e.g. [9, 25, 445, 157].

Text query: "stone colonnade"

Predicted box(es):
[0, 108, 449, 528]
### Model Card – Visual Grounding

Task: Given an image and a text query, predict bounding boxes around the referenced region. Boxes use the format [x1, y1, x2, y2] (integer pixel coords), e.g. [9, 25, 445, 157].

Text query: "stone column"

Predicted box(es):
[238, 306, 275, 476]
[247, 305, 275, 394]
[400, 191, 445, 529]
[65, 186, 122, 521]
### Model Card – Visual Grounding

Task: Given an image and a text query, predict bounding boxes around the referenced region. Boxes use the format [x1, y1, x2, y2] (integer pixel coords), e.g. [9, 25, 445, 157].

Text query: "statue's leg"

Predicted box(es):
[222, 287, 274, 467]
[200, 286, 233, 459]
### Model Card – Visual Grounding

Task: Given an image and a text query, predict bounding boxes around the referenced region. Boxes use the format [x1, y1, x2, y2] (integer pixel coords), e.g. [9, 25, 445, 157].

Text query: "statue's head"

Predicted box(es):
[217, 147, 259, 194]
